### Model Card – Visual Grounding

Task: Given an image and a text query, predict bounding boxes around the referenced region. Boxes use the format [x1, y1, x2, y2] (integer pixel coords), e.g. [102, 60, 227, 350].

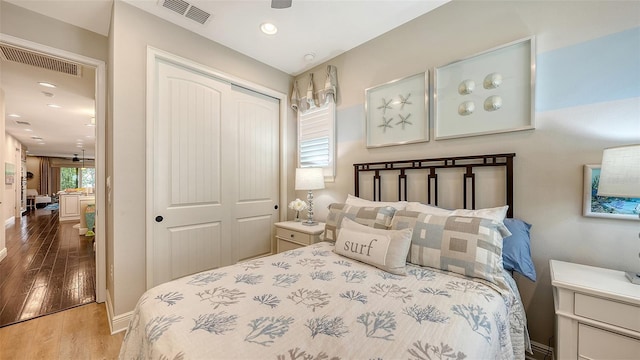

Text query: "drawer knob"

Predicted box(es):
[290, 234, 294, 238]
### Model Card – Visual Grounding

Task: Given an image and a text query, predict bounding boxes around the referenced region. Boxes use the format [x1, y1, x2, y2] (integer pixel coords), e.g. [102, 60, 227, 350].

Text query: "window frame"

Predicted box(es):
[297, 98, 336, 182]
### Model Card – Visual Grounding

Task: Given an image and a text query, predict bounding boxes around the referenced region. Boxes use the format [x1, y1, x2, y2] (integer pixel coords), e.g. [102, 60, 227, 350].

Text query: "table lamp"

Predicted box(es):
[598, 144, 640, 284]
[295, 168, 325, 226]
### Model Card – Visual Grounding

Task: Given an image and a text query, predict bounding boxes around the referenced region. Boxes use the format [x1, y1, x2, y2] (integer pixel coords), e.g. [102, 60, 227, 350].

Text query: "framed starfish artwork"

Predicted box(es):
[365, 72, 428, 148]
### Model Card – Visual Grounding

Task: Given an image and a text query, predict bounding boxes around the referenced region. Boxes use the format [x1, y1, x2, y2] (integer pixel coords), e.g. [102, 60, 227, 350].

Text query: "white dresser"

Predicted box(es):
[550, 260, 640, 359]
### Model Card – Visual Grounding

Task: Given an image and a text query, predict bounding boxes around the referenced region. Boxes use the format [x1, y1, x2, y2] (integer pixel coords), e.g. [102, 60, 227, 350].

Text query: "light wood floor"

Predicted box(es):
[0, 302, 124, 360]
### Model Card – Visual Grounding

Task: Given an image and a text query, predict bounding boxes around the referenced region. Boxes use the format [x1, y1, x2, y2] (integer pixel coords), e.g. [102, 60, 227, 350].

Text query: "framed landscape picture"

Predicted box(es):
[583, 164, 640, 220]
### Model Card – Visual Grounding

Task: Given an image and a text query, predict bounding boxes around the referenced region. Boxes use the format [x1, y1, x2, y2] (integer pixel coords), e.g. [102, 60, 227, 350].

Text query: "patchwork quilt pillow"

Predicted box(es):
[335, 218, 413, 275]
[391, 210, 510, 290]
[324, 203, 397, 242]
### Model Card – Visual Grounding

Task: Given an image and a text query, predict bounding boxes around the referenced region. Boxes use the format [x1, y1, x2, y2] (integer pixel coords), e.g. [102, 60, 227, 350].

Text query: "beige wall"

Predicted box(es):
[109, 1, 293, 315]
[0, 89, 5, 260]
[3, 133, 21, 223]
[293, 0, 640, 347]
[0, 1, 108, 62]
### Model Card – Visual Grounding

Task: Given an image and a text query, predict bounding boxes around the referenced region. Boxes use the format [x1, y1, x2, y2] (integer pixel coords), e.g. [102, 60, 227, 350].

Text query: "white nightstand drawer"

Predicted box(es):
[276, 227, 312, 245]
[575, 293, 640, 332]
[277, 238, 304, 252]
[578, 323, 640, 360]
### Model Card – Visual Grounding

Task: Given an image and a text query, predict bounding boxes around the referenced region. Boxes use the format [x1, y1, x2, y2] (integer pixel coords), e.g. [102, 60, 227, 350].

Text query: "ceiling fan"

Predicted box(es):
[271, 0, 292, 9]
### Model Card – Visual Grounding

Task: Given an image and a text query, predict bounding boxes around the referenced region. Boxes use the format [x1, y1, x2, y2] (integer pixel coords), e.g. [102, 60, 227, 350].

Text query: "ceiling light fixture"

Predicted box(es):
[25, 129, 33, 132]
[38, 82, 57, 88]
[260, 22, 278, 35]
[47, 104, 61, 108]
[8, 114, 20, 118]
[304, 53, 316, 62]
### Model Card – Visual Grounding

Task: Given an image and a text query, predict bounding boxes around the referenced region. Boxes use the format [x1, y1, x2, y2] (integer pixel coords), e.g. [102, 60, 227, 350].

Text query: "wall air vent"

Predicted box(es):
[160, 0, 212, 25]
[0, 44, 82, 77]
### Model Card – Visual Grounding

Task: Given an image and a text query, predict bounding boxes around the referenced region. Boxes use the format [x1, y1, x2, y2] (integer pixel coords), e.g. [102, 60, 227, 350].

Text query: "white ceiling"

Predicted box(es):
[2, 0, 449, 159]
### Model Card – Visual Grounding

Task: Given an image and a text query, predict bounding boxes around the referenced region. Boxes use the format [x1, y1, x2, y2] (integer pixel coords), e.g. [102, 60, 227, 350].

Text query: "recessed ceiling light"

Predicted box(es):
[304, 53, 316, 62]
[38, 82, 56, 88]
[85, 123, 95, 127]
[8, 114, 20, 118]
[47, 104, 61, 108]
[25, 129, 33, 132]
[38, 142, 46, 145]
[260, 22, 278, 35]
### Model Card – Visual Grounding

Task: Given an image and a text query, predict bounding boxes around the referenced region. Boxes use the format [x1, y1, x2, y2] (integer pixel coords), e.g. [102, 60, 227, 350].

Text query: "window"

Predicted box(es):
[60, 167, 95, 189]
[297, 99, 336, 181]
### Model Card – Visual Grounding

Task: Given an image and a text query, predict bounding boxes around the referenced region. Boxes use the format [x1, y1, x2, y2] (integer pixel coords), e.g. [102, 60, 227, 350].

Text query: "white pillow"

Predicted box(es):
[450, 205, 509, 223]
[405, 202, 452, 215]
[335, 218, 413, 275]
[406, 202, 509, 224]
[346, 194, 408, 210]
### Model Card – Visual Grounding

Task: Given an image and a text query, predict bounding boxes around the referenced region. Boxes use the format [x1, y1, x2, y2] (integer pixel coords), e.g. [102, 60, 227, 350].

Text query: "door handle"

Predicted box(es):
[155, 216, 163, 222]
[274, 205, 278, 210]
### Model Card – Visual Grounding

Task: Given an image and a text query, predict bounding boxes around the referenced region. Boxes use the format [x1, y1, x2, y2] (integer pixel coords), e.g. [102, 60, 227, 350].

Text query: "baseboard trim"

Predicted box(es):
[526, 340, 554, 360]
[5, 216, 15, 226]
[0, 248, 6, 262]
[106, 291, 132, 335]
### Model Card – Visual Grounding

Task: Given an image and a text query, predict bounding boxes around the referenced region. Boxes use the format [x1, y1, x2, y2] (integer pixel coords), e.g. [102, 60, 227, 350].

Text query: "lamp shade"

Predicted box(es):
[598, 144, 640, 198]
[295, 168, 325, 191]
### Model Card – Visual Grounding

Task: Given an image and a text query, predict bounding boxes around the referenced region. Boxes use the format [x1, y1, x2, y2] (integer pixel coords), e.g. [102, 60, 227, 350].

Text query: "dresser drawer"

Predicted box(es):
[575, 293, 640, 332]
[578, 323, 640, 360]
[276, 227, 312, 245]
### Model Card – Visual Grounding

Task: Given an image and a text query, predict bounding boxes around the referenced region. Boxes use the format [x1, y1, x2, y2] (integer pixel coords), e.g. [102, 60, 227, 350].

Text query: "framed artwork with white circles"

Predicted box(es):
[433, 37, 535, 140]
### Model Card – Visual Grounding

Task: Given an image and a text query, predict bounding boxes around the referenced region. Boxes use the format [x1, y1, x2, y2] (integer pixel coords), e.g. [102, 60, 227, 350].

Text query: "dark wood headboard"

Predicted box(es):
[353, 153, 515, 218]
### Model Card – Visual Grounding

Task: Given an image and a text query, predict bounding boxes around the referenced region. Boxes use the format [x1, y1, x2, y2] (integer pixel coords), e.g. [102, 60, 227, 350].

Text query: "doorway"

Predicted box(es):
[0, 34, 106, 323]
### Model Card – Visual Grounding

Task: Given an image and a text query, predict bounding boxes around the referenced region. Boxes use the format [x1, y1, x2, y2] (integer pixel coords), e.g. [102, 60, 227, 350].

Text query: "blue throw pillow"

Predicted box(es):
[502, 218, 536, 282]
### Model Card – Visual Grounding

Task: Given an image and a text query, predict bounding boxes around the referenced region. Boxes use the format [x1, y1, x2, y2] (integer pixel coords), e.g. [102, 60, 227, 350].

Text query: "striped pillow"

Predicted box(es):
[324, 203, 397, 242]
[391, 210, 510, 290]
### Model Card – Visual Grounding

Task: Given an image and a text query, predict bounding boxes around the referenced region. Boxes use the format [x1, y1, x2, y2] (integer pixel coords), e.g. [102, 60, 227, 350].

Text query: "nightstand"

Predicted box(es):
[550, 260, 640, 359]
[275, 221, 325, 253]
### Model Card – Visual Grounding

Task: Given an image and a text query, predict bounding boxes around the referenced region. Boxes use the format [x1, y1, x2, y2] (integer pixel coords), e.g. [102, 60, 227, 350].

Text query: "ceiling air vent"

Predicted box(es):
[16, 120, 31, 126]
[160, 0, 212, 25]
[0, 44, 82, 77]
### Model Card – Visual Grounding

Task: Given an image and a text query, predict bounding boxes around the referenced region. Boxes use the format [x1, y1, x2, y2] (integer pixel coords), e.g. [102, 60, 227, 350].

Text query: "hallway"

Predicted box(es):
[0, 207, 95, 327]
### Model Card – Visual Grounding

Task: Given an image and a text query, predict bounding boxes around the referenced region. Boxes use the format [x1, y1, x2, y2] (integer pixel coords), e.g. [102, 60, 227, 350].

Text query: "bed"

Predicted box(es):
[120, 153, 533, 360]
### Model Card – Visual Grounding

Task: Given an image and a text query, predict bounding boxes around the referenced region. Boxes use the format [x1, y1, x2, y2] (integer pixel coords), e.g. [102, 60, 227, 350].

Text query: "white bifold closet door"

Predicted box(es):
[148, 58, 279, 288]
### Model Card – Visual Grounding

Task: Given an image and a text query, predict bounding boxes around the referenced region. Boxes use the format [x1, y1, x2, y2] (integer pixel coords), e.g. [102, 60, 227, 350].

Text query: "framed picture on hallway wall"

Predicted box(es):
[365, 72, 428, 148]
[5, 162, 15, 184]
[583, 164, 640, 220]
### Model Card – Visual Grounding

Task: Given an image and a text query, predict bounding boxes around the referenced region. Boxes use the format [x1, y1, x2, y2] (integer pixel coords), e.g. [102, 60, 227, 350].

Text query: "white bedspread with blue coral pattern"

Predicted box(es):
[119, 242, 529, 359]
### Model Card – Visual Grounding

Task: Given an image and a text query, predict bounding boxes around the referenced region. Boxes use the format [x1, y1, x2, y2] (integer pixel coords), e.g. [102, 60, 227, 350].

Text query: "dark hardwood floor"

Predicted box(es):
[0, 206, 95, 328]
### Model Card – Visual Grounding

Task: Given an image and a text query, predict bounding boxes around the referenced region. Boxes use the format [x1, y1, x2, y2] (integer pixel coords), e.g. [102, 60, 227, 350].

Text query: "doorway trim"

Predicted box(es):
[0, 33, 107, 303]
